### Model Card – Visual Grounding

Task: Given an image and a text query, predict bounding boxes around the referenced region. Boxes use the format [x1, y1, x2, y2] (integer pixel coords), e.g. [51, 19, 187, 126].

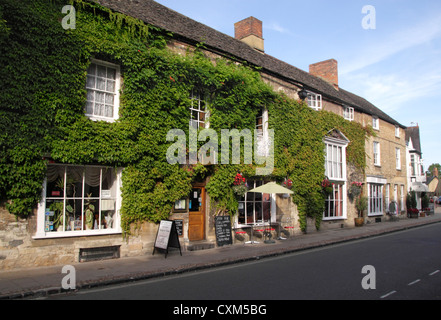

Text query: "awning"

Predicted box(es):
[410, 182, 429, 193]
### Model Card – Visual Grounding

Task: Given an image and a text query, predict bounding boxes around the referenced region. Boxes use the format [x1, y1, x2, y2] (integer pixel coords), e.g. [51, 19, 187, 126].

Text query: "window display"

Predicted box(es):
[43, 165, 118, 234]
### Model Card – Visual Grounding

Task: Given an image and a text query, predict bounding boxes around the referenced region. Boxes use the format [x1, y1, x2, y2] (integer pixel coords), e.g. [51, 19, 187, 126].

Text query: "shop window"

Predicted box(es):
[238, 181, 272, 226]
[368, 183, 383, 216]
[36, 164, 121, 238]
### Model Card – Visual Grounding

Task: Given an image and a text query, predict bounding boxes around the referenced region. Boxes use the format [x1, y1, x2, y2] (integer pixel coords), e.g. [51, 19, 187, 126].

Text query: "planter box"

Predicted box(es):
[354, 217, 364, 227]
[408, 211, 419, 219]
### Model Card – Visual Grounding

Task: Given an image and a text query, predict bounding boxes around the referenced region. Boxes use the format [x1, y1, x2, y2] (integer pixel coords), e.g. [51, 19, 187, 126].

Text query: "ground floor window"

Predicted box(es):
[237, 181, 272, 226]
[324, 182, 345, 219]
[36, 164, 121, 238]
[368, 183, 384, 216]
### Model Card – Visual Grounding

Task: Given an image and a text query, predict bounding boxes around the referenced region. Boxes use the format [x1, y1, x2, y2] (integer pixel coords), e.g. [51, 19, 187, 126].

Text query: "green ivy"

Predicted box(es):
[0, 0, 371, 234]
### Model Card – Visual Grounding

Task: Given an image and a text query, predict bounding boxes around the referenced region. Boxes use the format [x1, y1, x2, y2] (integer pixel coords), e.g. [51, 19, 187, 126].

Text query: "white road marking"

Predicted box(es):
[408, 279, 421, 286]
[380, 291, 397, 299]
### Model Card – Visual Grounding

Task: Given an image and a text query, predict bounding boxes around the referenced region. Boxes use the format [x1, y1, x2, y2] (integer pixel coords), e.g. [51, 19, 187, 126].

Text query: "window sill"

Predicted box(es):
[368, 212, 383, 217]
[322, 216, 346, 221]
[33, 229, 122, 240]
[86, 115, 118, 123]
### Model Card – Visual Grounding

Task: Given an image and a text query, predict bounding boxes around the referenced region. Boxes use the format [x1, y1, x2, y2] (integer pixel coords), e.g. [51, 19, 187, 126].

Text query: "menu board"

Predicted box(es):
[153, 220, 182, 258]
[215, 216, 233, 247]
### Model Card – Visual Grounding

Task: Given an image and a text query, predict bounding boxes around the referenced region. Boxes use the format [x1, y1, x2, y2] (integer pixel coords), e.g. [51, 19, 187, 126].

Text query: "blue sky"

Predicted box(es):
[156, 0, 441, 170]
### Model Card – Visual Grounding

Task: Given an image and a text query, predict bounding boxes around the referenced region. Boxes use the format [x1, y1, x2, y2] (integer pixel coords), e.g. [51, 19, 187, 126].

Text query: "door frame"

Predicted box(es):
[188, 183, 206, 241]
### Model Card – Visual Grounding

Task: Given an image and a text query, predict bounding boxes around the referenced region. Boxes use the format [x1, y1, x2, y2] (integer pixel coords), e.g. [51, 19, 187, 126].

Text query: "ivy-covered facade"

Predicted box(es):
[0, 0, 406, 269]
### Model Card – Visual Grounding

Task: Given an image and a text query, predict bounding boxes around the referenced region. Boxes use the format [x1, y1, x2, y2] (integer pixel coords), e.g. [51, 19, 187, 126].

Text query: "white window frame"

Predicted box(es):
[323, 133, 349, 220]
[235, 180, 276, 228]
[190, 90, 209, 129]
[400, 185, 405, 212]
[85, 59, 121, 122]
[324, 182, 345, 219]
[307, 92, 322, 111]
[385, 184, 390, 212]
[34, 164, 122, 239]
[373, 141, 381, 166]
[256, 108, 270, 157]
[372, 116, 379, 130]
[343, 106, 354, 121]
[395, 126, 400, 138]
[368, 183, 384, 216]
[396, 148, 401, 170]
[410, 154, 416, 176]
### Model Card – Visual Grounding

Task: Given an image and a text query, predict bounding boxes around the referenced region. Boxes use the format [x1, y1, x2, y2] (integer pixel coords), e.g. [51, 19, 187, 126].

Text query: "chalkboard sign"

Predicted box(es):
[215, 216, 233, 247]
[174, 219, 183, 236]
[152, 220, 182, 258]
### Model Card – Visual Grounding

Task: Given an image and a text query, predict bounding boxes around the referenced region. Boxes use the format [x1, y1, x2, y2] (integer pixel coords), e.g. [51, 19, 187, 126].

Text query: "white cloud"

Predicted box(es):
[343, 69, 441, 115]
[265, 22, 291, 35]
[340, 13, 441, 75]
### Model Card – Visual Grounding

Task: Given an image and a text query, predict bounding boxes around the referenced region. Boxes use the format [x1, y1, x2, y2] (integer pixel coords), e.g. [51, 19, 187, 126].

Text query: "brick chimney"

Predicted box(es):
[234, 17, 264, 53]
[309, 59, 339, 90]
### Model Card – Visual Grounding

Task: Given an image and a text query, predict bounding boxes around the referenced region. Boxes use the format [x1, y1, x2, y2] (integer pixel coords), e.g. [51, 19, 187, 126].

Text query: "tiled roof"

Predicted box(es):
[92, 0, 405, 128]
[405, 126, 422, 154]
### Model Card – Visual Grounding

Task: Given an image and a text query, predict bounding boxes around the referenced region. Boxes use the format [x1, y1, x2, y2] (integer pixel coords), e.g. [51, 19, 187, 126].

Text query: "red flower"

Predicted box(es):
[170, 76, 175, 82]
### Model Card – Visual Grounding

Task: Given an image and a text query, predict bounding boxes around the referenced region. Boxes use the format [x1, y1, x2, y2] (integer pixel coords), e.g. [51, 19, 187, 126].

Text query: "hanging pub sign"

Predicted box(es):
[214, 215, 233, 247]
[153, 220, 182, 258]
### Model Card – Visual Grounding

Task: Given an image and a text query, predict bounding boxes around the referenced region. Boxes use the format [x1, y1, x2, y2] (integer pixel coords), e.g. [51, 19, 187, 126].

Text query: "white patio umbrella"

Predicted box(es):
[248, 182, 294, 195]
[248, 182, 294, 243]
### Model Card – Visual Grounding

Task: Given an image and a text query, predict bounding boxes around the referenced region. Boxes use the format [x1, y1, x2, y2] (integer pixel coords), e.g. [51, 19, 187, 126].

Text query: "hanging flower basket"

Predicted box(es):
[233, 173, 248, 197]
[348, 182, 363, 199]
[321, 178, 333, 196]
[282, 178, 293, 189]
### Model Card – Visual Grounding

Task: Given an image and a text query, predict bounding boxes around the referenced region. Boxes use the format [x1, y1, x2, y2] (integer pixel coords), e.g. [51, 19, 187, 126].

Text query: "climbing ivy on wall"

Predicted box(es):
[0, 0, 371, 234]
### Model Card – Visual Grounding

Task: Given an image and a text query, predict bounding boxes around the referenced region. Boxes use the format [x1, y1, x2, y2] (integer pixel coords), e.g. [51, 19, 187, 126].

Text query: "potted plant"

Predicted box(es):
[407, 191, 419, 219]
[49, 201, 64, 231]
[355, 196, 368, 227]
[84, 193, 95, 230]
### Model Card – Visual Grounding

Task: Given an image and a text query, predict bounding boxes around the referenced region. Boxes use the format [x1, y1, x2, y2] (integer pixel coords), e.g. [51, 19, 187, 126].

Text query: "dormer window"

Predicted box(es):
[86, 59, 120, 122]
[307, 92, 322, 111]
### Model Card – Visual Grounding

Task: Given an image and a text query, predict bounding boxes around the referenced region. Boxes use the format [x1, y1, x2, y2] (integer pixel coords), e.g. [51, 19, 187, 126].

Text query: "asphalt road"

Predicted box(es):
[49, 223, 441, 301]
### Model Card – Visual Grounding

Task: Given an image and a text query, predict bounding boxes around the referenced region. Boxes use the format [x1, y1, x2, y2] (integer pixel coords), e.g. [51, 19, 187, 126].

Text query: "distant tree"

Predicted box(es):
[427, 163, 441, 177]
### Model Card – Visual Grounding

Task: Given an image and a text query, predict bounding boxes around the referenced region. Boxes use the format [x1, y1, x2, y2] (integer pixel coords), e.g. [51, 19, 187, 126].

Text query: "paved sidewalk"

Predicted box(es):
[1, 209, 441, 299]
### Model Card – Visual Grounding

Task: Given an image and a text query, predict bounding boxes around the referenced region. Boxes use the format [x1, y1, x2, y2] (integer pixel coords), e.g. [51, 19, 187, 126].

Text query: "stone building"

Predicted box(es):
[0, 0, 412, 269]
[406, 126, 429, 209]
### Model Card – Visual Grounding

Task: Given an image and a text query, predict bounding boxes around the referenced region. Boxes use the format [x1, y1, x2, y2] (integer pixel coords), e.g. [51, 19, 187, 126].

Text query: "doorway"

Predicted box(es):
[188, 187, 205, 241]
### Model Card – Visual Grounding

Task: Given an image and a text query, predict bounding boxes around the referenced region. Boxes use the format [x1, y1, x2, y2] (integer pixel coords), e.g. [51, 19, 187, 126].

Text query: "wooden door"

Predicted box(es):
[188, 187, 205, 241]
